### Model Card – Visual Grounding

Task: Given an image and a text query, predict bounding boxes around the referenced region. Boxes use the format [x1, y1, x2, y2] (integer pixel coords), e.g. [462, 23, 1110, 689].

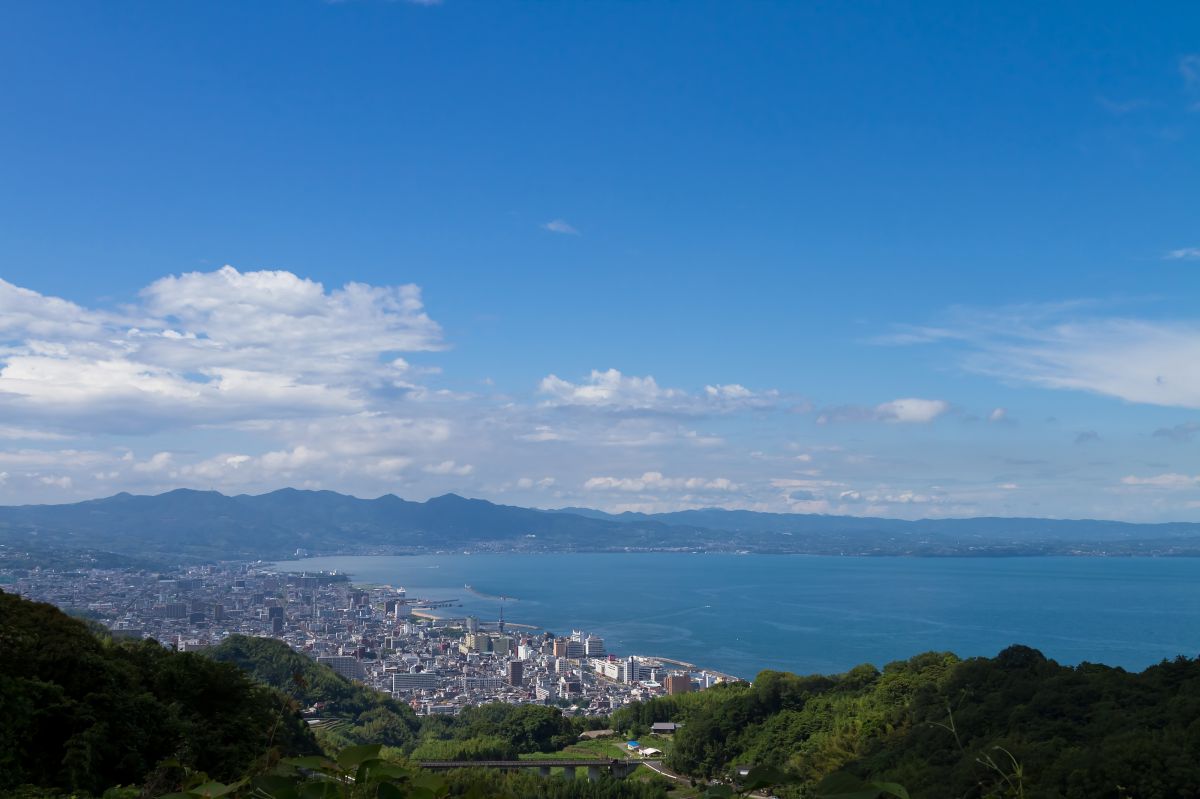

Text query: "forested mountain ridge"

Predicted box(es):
[613, 646, 1200, 798]
[5, 487, 1200, 561]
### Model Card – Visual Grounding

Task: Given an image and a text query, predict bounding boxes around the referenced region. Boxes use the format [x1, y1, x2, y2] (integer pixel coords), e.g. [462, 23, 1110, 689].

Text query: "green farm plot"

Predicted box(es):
[516, 733, 679, 779]
[520, 737, 634, 762]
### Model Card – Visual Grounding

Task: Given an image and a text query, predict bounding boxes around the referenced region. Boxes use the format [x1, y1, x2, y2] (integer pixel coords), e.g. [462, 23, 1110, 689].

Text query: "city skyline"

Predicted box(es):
[3, 3, 1200, 520]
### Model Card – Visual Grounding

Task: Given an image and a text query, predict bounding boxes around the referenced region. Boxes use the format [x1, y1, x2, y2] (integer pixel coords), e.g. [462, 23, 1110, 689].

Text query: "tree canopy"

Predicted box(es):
[0, 591, 318, 795]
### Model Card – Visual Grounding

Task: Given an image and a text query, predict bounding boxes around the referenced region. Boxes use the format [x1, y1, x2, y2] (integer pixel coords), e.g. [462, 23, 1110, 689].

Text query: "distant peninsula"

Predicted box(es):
[3, 487, 1200, 565]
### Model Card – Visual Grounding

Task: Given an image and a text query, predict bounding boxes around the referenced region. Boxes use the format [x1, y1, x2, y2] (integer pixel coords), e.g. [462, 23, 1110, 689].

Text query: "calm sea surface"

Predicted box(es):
[268, 554, 1200, 679]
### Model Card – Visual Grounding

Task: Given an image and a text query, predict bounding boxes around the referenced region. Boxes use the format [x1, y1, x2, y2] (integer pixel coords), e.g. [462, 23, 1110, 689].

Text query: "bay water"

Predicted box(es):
[268, 554, 1200, 679]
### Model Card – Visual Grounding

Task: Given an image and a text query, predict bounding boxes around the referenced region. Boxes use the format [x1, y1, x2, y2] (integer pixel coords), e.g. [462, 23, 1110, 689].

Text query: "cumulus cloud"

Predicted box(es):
[132, 452, 174, 474]
[0, 271, 805, 505]
[817, 398, 949, 424]
[876, 398, 949, 423]
[0, 267, 443, 432]
[539, 368, 778, 414]
[540, 370, 682, 410]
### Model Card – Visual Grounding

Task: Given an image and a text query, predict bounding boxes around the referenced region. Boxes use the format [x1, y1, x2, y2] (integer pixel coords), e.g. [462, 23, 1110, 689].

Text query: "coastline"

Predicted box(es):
[266, 553, 1200, 678]
[302, 569, 746, 684]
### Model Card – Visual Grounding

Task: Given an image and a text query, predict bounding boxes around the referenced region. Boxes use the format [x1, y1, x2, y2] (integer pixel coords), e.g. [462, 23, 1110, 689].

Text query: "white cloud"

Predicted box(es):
[540, 369, 682, 410]
[705, 384, 752, 399]
[1166, 247, 1200, 261]
[981, 320, 1200, 409]
[518, 425, 569, 442]
[238, 413, 453, 457]
[897, 304, 1200, 411]
[516, 476, 556, 490]
[0, 425, 69, 441]
[133, 452, 174, 473]
[988, 407, 1007, 423]
[541, 219, 579, 235]
[875, 398, 949, 423]
[177, 446, 328, 484]
[584, 471, 738, 493]
[423, 460, 475, 476]
[539, 368, 777, 414]
[816, 397, 948, 424]
[1120, 473, 1200, 489]
[0, 267, 443, 432]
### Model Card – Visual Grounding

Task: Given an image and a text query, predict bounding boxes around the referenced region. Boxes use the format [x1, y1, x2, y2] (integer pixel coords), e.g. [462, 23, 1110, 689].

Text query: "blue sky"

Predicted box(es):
[1, 1, 1199, 519]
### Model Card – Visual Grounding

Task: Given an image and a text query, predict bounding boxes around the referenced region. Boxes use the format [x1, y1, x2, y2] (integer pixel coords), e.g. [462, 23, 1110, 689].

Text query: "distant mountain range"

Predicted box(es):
[2, 488, 1200, 563]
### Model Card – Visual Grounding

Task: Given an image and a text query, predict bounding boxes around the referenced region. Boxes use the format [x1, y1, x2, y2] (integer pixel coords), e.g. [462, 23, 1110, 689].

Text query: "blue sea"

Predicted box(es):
[268, 554, 1200, 679]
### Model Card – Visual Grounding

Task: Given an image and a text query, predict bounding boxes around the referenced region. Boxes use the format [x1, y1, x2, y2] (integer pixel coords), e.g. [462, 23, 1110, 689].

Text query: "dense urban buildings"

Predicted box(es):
[4, 561, 733, 716]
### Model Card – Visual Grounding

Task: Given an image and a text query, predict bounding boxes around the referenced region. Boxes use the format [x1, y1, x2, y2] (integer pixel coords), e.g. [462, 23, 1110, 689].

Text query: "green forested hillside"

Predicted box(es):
[0, 591, 318, 796]
[206, 635, 422, 751]
[207, 636, 591, 761]
[614, 646, 1200, 798]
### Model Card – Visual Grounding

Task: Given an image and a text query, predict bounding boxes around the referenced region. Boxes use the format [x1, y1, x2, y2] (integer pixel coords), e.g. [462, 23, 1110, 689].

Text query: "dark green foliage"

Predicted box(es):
[442, 769, 671, 799]
[205, 635, 420, 751]
[160, 744, 671, 799]
[409, 736, 517, 761]
[627, 646, 1200, 798]
[0, 591, 318, 796]
[162, 744, 448, 799]
[859, 646, 1200, 798]
[416, 703, 577, 755]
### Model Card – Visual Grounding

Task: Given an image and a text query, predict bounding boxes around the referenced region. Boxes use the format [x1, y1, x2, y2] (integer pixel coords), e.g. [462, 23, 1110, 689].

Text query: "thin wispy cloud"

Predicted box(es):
[1165, 247, 1200, 260]
[541, 219, 579, 235]
[1121, 472, 1199, 489]
[893, 303, 1200, 411]
[1096, 96, 1152, 115]
[1181, 54, 1200, 89]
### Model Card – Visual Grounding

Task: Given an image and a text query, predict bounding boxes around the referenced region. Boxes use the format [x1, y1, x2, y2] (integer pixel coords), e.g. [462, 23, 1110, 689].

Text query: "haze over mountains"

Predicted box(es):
[3, 488, 1200, 563]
